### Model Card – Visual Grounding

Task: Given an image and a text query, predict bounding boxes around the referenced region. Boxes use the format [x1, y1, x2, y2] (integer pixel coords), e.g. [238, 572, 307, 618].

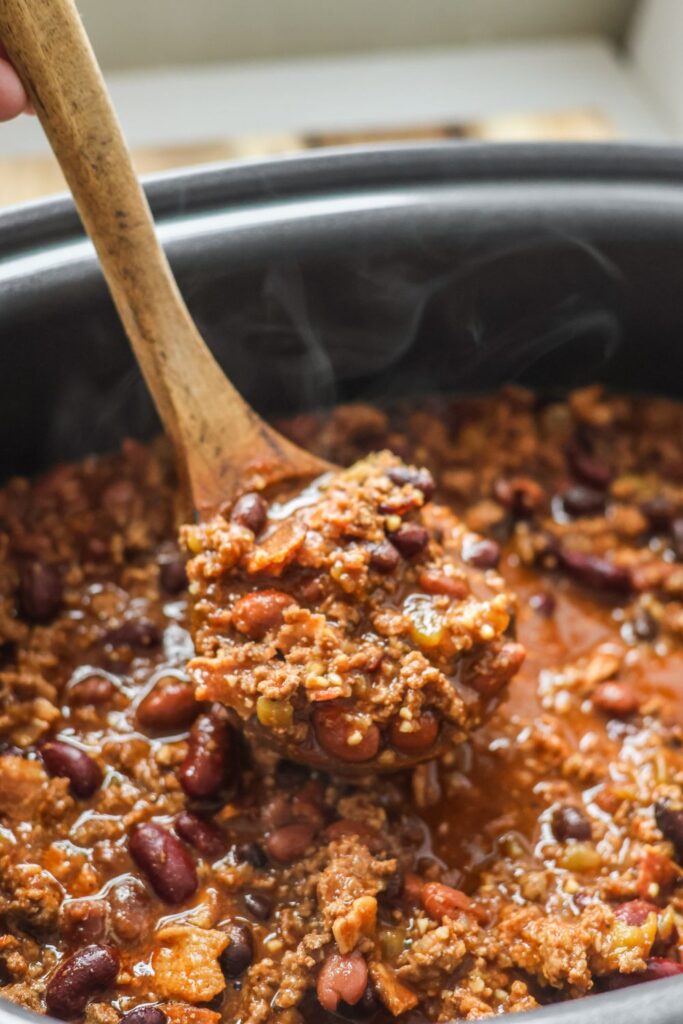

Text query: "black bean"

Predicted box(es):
[654, 800, 683, 863]
[561, 485, 605, 517]
[461, 536, 501, 569]
[230, 493, 268, 535]
[40, 741, 102, 798]
[233, 841, 267, 869]
[120, 1005, 167, 1024]
[128, 822, 197, 904]
[175, 811, 226, 860]
[368, 541, 400, 574]
[159, 557, 187, 595]
[18, 560, 62, 623]
[551, 805, 592, 842]
[529, 591, 556, 617]
[45, 944, 119, 1019]
[243, 892, 272, 921]
[387, 523, 428, 558]
[220, 922, 254, 979]
[557, 548, 632, 593]
[104, 620, 161, 650]
[386, 466, 435, 500]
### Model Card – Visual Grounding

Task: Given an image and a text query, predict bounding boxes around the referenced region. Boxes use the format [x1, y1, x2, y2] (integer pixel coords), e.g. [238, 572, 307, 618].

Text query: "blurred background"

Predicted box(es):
[1, 0, 681, 206]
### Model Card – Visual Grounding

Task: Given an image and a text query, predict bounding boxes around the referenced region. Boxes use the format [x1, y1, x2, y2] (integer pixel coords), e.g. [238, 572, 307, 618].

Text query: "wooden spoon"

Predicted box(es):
[0, 0, 329, 516]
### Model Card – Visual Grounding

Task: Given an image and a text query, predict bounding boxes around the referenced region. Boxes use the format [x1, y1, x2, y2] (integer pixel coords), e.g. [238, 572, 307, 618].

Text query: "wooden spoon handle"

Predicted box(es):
[0, 0, 325, 512]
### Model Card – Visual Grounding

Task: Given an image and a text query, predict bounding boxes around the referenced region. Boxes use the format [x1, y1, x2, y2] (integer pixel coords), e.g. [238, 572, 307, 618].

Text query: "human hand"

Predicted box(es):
[0, 43, 30, 120]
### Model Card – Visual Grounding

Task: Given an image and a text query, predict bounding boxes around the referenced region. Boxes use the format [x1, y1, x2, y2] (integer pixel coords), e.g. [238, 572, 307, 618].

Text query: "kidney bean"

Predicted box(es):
[551, 805, 592, 842]
[493, 476, 544, 517]
[614, 899, 660, 926]
[136, 678, 198, 732]
[557, 548, 632, 593]
[655, 800, 683, 862]
[593, 681, 639, 718]
[175, 811, 226, 860]
[461, 536, 501, 570]
[420, 882, 471, 921]
[274, 759, 310, 789]
[128, 822, 197, 904]
[388, 711, 439, 756]
[243, 892, 272, 921]
[179, 711, 234, 799]
[120, 1005, 167, 1024]
[68, 675, 115, 707]
[566, 445, 611, 489]
[387, 523, 429, 558]
[108, 877, 155, 944]
[267, 822, 316, 864]
[104, 619, 161, 650]
[317, 951, 368, 1012]
[233, 841, 267, 868]
[418, 569, 468, 598]
[60, 899, 107, 947]
[561, 485, 605, 517]
[642, 958, 683, 979]
[41, 741, 102, 798]
[367, 541, 400, 574]
[45, 944, 119, 1019]
[158, 556, 187, 595]
[230, 492, 268, 535]
[231, 590, 296, 640]
[386, 466, 435, 500]
[220, 922, 254, 978]
[529, 591, 556, 617]
[313, 706, 381, 764]
[18, 560, 62, 623]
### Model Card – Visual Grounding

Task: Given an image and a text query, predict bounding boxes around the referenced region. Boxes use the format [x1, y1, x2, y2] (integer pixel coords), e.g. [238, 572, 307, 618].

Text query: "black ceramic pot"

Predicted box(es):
[0, 141, 682, 1023]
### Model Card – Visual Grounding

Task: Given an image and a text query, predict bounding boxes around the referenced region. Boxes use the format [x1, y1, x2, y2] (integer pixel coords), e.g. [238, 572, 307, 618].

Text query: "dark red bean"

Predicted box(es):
[557, 547, 632, 593]
[368, 540, 400, 574]
[387, 523, 429, 558]
[266, 822, 316, 864]
[386, 466, 435, 500]
[567, 445, 611, 489]
[104, 619, 161, 650]
[243, 892, 272, 921]
[220, 922, 254, 978]
[41, 741, 102, 798]
[461, 536, 501, 569]
[641, 496, 676, 532]
[179, 712, 235, 799]
[45, 944, 119, 1019]
[128, 822, 197, 904]
[614, 899, 660, 926]
[550, 805, 592, 842]
[313, 706, 381, 764]
[68, 675, 115, 707]
[388, 711, 439, 756]
[561, 485, 605, 517]
[120, 1004, 167, 1024]
[136, 678, 198, 732]
[529, 591, 556, 617]
[233, 841, 267, 869]
[230, 492, 268, 535]
[174, 811, 226, 860]
[159, 557, 187, 595]
[655, 801, 683, 863]
[18, 560, 62, 623]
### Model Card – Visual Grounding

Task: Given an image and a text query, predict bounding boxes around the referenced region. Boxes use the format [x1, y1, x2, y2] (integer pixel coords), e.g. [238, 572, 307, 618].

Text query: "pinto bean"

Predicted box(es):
[388, 711, 439, 756]
[312, 706, 381, 764]
[231, 590, 296, 640]
[174, 811, 226, 860]
[266, 823, 316, 864]
[128, 822, 197, 904]
[18, 560, 62, 623]
[420, 882, 471, 921]
[108, 877, 155, 944]
[387, 523, 429, 558]
[316, 951, 368, 1012]
[45, 944, 119, 1019]
[179, 712, 234, 799]
[418, 569, 468, 598]
[120, 1005, 167, 1024]
[136, 679, 198, 732]
[40, 741, 102, 798]
[593, 681, 639, 718]
[230, 493, 268, 535]
[68, 675, 115, 707]
[551, 805, 592, 842]
[220, 922, 254, 978]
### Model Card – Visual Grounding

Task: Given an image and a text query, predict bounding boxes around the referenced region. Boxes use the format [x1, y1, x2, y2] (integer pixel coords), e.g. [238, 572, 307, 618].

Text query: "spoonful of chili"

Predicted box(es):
[0, 0, 524, 773]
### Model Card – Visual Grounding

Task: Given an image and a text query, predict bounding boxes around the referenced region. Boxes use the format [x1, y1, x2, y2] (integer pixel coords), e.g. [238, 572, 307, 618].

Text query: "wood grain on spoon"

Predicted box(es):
[0, 0, 328, 515]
